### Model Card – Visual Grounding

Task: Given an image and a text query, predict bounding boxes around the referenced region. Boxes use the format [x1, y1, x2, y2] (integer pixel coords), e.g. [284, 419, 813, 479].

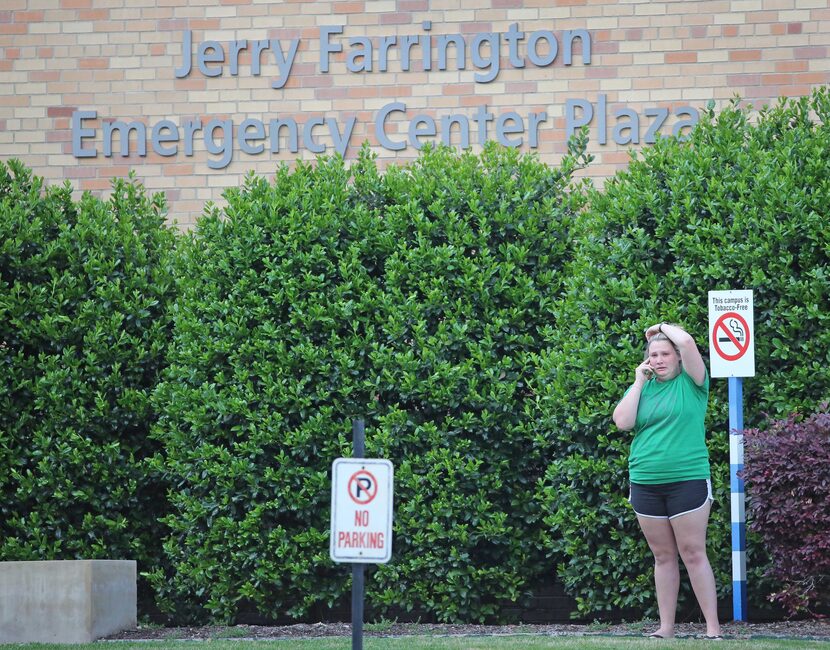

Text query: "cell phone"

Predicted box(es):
[643, 366, 654, 378]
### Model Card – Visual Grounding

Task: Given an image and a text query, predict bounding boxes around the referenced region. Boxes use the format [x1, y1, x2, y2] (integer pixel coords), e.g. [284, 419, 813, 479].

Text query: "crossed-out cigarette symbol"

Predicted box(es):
[717, 317, 745, 342]
[713, 312, 750, 361]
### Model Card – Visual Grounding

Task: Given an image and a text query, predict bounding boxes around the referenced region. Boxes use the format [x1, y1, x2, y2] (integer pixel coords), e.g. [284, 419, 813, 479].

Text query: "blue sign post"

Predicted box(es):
[708, 290, 755, 623]
[728, 377, 747, 620]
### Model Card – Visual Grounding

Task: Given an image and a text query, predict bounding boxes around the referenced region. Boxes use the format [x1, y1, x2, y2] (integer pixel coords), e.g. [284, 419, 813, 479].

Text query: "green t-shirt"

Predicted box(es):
[628, 368, 710, 484]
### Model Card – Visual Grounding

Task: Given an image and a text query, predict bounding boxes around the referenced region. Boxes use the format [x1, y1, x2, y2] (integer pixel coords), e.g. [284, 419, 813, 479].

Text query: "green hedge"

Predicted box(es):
[147, 139, 592, 623]
[2, 88, 828, 626]
[535, 89, 830, 617]
[0, 161, 177, 578]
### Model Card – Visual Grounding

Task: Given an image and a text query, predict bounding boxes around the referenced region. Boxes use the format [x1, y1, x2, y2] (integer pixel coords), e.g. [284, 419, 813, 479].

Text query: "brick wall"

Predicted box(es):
[2, 0, 829, 228]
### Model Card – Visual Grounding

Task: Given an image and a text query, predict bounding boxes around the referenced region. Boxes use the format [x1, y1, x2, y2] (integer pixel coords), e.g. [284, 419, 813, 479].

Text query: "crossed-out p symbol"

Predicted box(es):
[348, 469, 378, 505]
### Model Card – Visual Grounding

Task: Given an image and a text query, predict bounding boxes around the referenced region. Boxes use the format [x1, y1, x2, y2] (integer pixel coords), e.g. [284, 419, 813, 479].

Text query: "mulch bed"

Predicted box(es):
[106, 619, 830, 642]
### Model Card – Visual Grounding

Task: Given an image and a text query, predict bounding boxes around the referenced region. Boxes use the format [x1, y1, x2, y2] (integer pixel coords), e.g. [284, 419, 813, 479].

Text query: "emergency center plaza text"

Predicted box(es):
[70, 23, 699, 167]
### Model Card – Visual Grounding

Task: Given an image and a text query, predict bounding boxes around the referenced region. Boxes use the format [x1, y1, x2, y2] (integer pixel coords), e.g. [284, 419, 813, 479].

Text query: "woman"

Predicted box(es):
[612, 322, 722, 640]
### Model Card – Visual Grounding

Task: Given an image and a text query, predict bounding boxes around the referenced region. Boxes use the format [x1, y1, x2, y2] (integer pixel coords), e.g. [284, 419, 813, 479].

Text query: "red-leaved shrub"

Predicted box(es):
[741, 405, 830, 617]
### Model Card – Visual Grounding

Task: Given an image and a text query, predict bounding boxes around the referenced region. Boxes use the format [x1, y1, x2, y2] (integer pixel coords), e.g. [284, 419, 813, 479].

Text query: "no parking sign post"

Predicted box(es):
[708, 290, 755, 622]
[330, 419, 394, 650]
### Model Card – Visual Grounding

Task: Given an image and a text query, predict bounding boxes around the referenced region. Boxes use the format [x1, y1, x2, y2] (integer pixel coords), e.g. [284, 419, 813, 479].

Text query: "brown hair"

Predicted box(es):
[644, 332, 681, 360]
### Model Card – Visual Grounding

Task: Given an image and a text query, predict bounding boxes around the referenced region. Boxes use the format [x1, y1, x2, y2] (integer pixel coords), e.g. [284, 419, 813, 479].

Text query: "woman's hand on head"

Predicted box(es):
[644, 323, 663, 340]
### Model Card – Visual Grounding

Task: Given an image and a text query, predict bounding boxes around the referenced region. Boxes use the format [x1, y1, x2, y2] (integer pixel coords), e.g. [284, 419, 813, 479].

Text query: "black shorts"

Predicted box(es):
[629, 479, 712, 520]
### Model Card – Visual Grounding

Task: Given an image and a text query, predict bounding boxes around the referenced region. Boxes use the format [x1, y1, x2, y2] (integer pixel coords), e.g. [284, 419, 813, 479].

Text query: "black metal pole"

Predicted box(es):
[351, 418, 365, 650]
[353, 418, 365, 457]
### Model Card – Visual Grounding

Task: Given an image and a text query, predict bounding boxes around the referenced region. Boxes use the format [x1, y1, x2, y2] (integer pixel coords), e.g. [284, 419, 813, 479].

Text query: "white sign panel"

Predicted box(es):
[708, 290, 755, 378]
[330, 458, 394, 564]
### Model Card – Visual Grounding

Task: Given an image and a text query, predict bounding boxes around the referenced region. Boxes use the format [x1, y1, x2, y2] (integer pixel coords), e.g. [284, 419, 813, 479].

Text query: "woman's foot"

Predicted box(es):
[646, 628, 675, 639]
[706, 625, 723, 639]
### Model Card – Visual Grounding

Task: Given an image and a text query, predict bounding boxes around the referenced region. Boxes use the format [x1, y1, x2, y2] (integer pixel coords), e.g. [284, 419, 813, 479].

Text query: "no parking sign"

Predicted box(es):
[330, 458, 394, 564]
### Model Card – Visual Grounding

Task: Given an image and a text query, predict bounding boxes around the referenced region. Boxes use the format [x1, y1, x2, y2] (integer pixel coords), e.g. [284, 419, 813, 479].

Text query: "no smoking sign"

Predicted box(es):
[708, 290, 755, 378]
[713, 312, 750, 361]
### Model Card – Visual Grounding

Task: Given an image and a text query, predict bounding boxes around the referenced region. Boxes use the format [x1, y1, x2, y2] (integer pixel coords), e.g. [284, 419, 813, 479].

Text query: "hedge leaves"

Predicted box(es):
[536, 89, 830, 617]
[149, 140, 592, 623]
[0, 161, 177, 580]
[3, 89, 828, 625]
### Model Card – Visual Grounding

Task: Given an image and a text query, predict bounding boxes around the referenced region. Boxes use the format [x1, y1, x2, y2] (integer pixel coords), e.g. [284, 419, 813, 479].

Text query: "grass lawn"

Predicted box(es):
[5, 635, 829, 649]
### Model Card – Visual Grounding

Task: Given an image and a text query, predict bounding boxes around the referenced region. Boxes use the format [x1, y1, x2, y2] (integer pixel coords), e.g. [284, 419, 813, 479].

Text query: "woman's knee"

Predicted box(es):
[652, 547, 679, 566]
[677, 543, 708, 568]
